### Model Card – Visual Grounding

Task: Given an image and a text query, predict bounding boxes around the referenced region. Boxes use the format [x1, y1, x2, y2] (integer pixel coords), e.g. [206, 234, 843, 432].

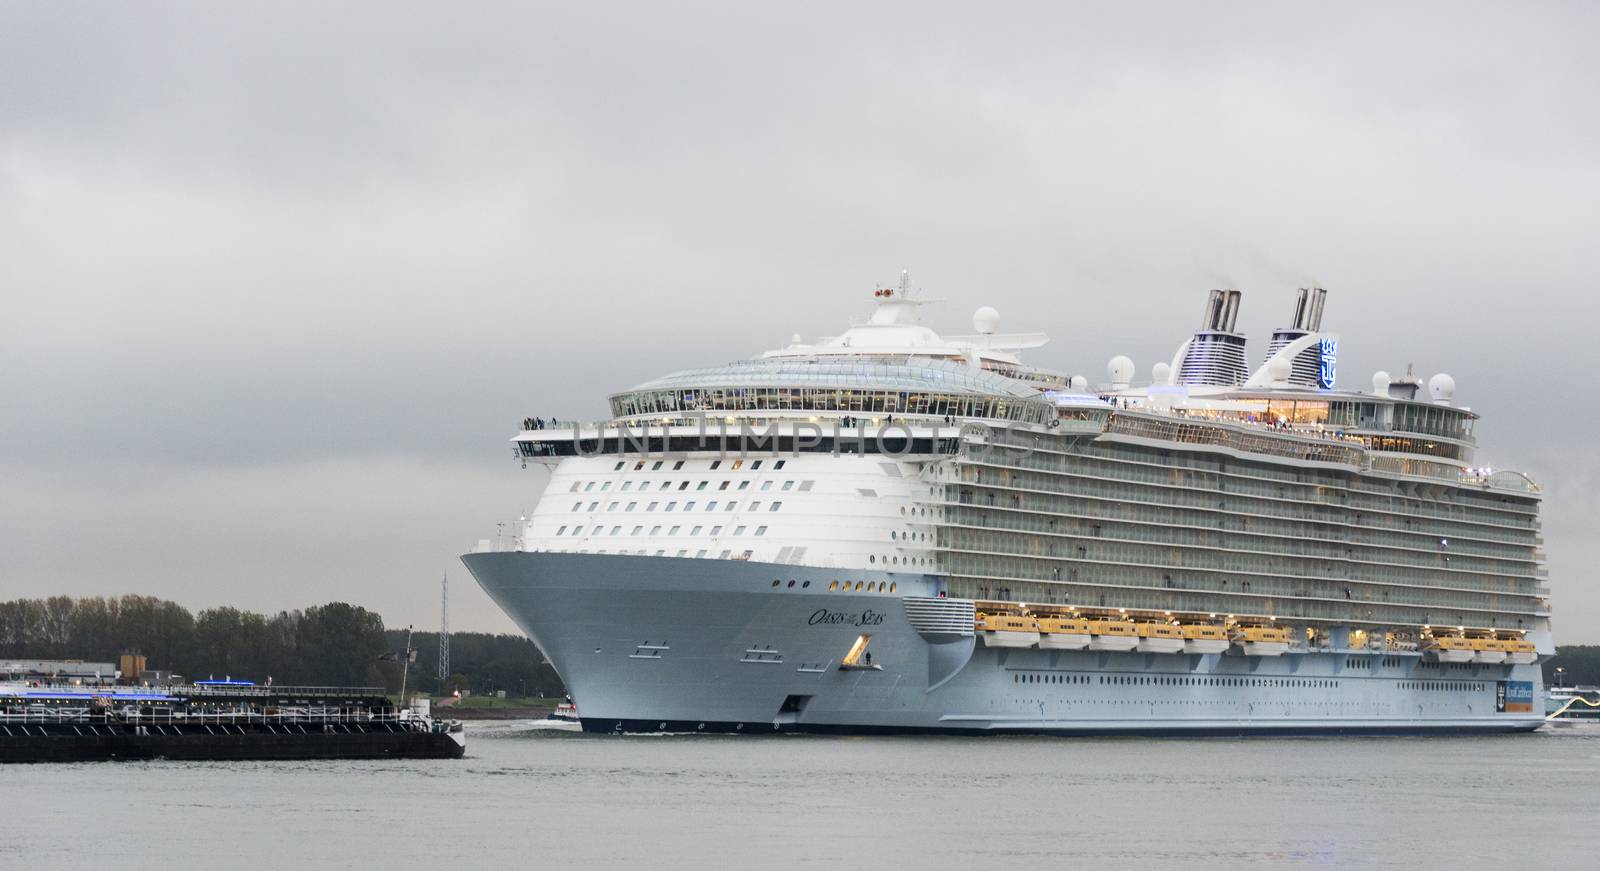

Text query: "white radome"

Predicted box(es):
[1372, 371, 1391, 395]
[972, 306, 1001, 335]
[1429, 373, 1456, 404]
[1107, 355, 1135, 388]
[1267, 356, 1293, 385]
[1070, 375, 1088, 392]
[1152, 361, 1172, 384]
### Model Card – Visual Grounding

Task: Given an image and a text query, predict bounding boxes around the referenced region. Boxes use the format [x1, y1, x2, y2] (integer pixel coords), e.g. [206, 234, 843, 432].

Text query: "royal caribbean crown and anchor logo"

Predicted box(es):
[1318, 338, 1338, 389]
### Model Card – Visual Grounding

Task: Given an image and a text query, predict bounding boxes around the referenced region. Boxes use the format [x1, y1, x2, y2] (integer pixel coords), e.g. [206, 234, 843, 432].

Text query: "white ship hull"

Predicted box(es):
[463, 552, 1546, 736]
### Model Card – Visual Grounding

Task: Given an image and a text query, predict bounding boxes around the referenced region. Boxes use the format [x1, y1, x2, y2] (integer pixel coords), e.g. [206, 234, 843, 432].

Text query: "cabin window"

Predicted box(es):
[697, 481, 708, 490]
[770, 502, 782, 511]
[734, 526, 746, 536]
[774, 460, 786, 469]
[756, 526, 768, 536]
[751, 460, 763, 470]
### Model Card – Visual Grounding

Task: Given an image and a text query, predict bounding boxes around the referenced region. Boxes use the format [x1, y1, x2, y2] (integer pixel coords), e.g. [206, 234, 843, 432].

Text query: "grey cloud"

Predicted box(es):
[2, 2, 1596, 635]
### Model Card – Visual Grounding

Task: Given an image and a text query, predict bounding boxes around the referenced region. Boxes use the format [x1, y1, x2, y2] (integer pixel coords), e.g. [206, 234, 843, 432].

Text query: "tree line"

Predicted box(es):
[1544, 645, 1600, 686]
[0, 594, 562, 697]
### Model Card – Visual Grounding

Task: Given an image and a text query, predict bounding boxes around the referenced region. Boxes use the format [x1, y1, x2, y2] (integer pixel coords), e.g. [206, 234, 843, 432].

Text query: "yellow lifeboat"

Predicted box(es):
[1423, 635, 1475, 663]
[1503, 638, 1537, 665]
[1087, 619, 1139, 652]
[1470, 637, 1507, 664]
[975, 613, 1040, 649]
[1134, 622, 1185, 654]
[1231, 625, 1290, 656]
[1180, 624, 1230, 655]
[1036, 616, 1092, 651]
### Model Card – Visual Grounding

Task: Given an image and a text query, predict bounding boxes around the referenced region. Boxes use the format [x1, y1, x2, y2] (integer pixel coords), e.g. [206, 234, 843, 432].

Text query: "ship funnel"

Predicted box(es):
[1255, 288, 1336, 389]
[1173, 289, 1249, 387]
[1286, 287, 1328, 332]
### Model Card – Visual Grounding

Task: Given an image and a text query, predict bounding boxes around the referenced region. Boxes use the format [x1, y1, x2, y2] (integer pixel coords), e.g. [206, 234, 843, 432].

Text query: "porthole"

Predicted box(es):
[828, 581, 838, 591]
[854, 581, 864, 592]
[771, 579, 780, 587]
[802, 581, 810, 588]
[787, 580, 796, 588]
[889, 583, 897, 593]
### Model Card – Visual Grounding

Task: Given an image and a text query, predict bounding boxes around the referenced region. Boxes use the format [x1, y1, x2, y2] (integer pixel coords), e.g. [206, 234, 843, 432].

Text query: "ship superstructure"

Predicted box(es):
[463, 276, 1549, 734]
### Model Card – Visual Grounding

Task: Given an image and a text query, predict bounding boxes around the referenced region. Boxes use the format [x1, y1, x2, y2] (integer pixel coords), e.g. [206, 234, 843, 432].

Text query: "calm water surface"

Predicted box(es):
[3, 723, 1597, 870]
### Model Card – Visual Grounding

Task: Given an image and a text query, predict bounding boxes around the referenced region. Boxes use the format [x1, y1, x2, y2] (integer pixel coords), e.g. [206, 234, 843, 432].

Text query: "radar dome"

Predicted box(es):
[790, 333, 803, 345]
[1372, 371, 1391, 395]
[1152, 362, 1172, 385]
[1107, 355, 1135, 388]
[1428, 373, 1456, 404]
[1266, 356, 1293, 385]
[972, 306, 1001, 335]
[1070, 375, 1088, 392]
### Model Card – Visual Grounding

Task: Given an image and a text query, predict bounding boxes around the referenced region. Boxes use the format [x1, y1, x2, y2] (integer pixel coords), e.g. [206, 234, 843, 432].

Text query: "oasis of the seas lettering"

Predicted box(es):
[808, 609, 885, 627]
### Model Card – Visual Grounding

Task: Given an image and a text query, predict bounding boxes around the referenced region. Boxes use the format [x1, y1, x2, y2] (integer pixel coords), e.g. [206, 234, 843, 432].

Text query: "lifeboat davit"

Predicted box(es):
[1135, 622, 1185, 654]
[1036, 617, 1091, 651]
[1232, 626, 1289, 656]
[1181, 624, 1230, 655]
[1425, 636, 1475, 663]
[1503, 639, 1537, 664]
[1471, 638, 1507, 664]
[1087, 620, 1139, 652]
[976, 613, 1040, 649]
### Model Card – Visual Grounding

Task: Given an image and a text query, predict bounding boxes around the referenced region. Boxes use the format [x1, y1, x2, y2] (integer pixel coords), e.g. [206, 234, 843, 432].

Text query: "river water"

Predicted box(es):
[3, 723, 1597, 870]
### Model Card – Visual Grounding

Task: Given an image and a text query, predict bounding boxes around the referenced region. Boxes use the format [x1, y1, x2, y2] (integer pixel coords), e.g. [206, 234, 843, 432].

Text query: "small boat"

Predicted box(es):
[976, 613, 1041, 648]
[1087, 619, 1139, 652]
[1134, 622, 1185, 654]
[1470, 637, 1507, 664]
[1424, 635, 1475, 663]
[1546, 686, 1600, 721]
[1231, 625, 1289, 656]
[531, 700, 583, 731]
[1180, 624, 1230, 655]
[1036, 616, 1091, 650]
[1504, 639, 1537, 664]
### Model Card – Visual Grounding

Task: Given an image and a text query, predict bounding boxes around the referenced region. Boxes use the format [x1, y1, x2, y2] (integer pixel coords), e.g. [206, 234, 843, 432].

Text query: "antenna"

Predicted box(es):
[899, 269, 911, 296]
[438, 574, 450, 692]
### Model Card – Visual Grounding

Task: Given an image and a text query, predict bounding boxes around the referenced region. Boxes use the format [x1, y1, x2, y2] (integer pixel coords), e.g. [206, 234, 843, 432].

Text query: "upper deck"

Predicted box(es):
[512, 280, 1537, 497]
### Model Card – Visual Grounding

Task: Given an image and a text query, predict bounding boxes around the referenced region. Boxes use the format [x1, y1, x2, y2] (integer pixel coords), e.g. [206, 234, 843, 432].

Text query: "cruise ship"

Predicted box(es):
[463, 276, 1550, 735]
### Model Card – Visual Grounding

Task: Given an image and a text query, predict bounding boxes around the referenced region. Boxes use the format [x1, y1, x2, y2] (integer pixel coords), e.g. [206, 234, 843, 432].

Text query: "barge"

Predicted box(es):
[0, 682, 465, 763]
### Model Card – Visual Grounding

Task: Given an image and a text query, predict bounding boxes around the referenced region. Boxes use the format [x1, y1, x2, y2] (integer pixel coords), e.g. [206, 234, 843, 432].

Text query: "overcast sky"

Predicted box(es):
[3, 2, 1596, 641]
